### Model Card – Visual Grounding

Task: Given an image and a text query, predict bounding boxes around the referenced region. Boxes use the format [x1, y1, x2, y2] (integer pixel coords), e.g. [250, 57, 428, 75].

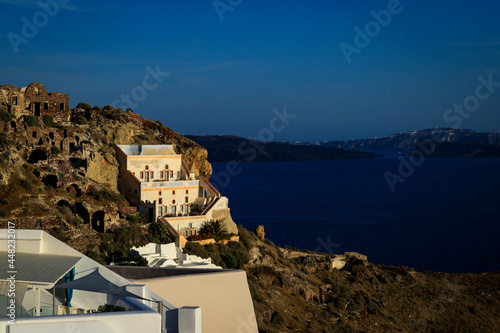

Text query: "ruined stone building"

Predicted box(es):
[0, 82, 70, 121]
[0, 82, 124, 233]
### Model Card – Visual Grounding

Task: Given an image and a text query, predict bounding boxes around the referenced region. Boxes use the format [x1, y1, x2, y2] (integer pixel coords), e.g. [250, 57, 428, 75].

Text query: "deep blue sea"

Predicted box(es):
[212, 157, 500, 273]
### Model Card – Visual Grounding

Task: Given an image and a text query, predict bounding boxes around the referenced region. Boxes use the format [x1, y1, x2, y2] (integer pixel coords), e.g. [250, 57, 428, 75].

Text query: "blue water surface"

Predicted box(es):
[212, 157, 500, 273]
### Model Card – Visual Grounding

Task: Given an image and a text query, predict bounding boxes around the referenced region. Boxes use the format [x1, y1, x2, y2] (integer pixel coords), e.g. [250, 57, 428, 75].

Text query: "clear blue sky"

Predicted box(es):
[1, 0, 499, 141]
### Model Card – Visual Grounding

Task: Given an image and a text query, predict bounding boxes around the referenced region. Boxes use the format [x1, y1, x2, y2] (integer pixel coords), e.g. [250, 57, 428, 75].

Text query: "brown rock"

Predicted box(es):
[254, 225, 265, 240]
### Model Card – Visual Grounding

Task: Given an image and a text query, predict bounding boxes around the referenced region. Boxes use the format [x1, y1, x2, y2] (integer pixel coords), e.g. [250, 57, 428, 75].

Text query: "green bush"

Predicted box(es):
[24, 115, 40, 127]
[126, 214, 145, 224]
[102, 105, 115, 111]
[51, 146, 62, 155]
[43, 115, 56, 128]
[204, 243, 223, 266]
[227, 241, 251, 268]
[222, 252, 238, 269]
[97, 304, 126, 313]
[0, 109, 14, 122]
[185, 242, 210, 259]
[147, 222, 173, 244]
[100, 242, 115, 254]
[71, 116, 87, 125]
[76, 102, 92, 110]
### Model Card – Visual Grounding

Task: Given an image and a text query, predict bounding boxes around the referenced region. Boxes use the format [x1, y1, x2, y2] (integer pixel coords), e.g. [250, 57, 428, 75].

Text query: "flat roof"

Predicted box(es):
[117, 145, 177, 156]
[0, 252, 81, 287]
[107, 266, 229, 279]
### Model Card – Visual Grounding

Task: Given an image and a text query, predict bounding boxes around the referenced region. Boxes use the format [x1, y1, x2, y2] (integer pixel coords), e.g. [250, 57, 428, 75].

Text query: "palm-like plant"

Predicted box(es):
[199, 219, 227, 240]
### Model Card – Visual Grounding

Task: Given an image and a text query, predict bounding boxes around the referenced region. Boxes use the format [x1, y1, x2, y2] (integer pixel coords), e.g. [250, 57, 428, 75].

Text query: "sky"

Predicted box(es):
[1, 0, 499, 141]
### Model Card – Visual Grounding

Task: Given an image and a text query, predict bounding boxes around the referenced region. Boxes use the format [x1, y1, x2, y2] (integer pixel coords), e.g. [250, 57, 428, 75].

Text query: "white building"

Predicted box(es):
[0, 229, 200, 333]
[131, 242, 221, 269]
[116, 144, 237, 240]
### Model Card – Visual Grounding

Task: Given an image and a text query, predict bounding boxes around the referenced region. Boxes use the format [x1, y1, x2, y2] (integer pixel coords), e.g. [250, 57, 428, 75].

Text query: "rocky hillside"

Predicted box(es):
[186, 135, 380, 162]
[228, 226, 500, 333]
[294, 128, 500, 153]
[0, 105, 211, 256]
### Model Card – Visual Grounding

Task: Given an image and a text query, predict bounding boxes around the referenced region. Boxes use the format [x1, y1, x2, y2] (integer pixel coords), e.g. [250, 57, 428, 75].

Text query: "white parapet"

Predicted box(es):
[179, 306, 201, 333]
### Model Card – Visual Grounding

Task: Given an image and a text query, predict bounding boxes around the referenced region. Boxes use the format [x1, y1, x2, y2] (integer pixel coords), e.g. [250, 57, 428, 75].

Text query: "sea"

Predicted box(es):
[211, 156, 500, 273]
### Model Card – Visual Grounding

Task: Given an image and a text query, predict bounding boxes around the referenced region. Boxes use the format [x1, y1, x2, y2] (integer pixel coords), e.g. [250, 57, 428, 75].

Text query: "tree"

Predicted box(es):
[76, 102, 92, 110]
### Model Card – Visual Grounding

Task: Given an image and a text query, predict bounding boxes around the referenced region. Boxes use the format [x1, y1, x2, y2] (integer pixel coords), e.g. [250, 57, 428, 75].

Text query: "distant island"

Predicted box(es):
[185, 135, 380, 162]
[291, 128, 500, 153]
[412, 141, 500, 158]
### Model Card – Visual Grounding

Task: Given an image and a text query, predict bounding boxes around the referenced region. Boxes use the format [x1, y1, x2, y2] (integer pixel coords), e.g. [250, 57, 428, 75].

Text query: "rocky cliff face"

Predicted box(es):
[0, 106, 212, 253]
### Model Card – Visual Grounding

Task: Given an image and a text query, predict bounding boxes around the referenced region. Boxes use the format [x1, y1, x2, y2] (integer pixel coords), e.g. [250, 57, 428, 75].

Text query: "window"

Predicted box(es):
[180, 205, 184, 213]
[150, 171, 154, 179]
[160, 171, 164, 179]
[60, 103, 64, 111]
[140, 172, 144, 179]
[158, 206, 163, 216]
[172, 190, 175, 195]
[172, 199, 176, 204]
[165, 164, 169, 169]
[43, 102, 48, 110]
[145, 165, 149, 170]
[170, 171, 174, 178]
[185, 196, 188, 203]
[185, 190, 189, 194]
[159, 191, 162, 196]
[159, 198, 163, 205]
